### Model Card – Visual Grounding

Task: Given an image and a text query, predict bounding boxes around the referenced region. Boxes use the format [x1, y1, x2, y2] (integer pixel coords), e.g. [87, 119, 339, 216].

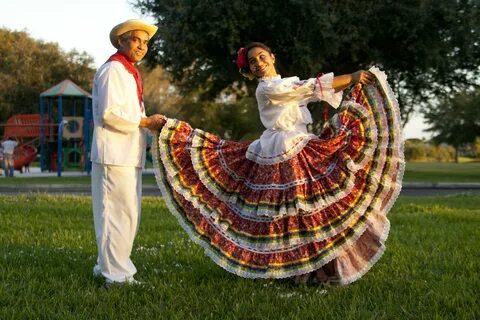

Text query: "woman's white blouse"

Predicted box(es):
[246, 73, 343, 164]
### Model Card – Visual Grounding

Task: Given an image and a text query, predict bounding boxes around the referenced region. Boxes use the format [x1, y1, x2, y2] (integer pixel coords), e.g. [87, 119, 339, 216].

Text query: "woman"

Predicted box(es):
[152, 42, 404, 285]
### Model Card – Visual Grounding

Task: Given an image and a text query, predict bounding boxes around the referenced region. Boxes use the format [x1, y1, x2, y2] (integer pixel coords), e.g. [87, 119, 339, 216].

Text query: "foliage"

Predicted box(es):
[140, 64, 182, 116]
[404, 139, 427, 161]
[430, 144, 456, 162]
[424, 88, 480, 161]
[0, 28, 95, 124]
[135, 0, 480, 125]
[474, 137, 480, 157]
[162, 97, 264, 140]
[140, 64, 264, 139]
[404, 139, 455, 162]
[178, 100, 257, 140]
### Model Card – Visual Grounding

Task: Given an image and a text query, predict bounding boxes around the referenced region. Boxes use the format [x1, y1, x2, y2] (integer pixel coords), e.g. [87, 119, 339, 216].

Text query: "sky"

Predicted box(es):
[0, 0, 432, 139]
[0, 0, 154, 67]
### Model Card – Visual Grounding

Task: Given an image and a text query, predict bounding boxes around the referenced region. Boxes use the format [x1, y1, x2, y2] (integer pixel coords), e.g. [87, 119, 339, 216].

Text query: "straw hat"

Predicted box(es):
[109, 19, 158, 48]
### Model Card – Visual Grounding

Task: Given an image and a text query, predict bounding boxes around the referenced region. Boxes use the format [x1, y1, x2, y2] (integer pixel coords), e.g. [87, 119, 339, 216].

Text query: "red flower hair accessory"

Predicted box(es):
[236, 47, 248, 69]
[236, 47, 255, 80]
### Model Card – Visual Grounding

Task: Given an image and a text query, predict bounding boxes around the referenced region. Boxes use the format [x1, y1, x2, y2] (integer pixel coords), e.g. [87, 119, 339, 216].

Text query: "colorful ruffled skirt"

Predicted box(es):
[152, 67, 404, 285]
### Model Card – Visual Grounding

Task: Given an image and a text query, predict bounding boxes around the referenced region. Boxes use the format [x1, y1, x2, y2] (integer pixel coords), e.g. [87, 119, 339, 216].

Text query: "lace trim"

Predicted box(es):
[153, 143, 393, 278]
[314, 73, 343, 109]
[259, 74, 282, 81]
[245, 134, 315, 165]
[151, 67, 404, 281]
[191, 103, 377, 220]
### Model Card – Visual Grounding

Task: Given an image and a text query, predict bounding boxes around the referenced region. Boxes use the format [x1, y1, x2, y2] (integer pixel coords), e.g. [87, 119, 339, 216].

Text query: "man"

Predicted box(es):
[1, 137, 18, 177]
[91, 19, 165, 286]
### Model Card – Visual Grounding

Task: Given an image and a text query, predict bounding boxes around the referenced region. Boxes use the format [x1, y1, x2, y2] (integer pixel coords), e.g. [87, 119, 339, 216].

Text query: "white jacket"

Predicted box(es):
[90, 61, 147, 168]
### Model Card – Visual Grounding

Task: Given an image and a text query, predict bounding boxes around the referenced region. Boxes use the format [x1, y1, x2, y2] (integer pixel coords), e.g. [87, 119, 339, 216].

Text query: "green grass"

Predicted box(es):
[0, 195, 478, 319]
[403, 162, 480, 182]
[458, 156, 480, 163]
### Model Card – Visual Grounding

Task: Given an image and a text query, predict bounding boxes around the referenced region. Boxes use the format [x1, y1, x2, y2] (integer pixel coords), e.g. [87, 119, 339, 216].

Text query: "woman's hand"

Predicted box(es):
[352, 70, 375, 85]
[332, 70, 375, 92]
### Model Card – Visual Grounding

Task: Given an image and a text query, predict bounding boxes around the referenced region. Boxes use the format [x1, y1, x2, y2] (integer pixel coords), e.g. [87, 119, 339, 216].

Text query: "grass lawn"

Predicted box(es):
[0, 195, 478, 319]
[403, 162, 480, 182]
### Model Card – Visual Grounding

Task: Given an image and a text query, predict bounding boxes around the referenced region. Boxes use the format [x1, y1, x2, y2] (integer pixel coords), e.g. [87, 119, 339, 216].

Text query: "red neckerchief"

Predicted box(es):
[106, 52, 144, 112]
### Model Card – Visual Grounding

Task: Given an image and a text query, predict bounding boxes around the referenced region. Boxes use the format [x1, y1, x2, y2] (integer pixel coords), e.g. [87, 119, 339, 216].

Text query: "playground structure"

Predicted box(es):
[2, 114, 49, 171]
[1, 79, 92, 176]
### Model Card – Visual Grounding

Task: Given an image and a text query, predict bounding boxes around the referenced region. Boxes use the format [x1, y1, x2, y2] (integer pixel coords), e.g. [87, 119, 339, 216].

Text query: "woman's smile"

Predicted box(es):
[248, 47, 277, 78]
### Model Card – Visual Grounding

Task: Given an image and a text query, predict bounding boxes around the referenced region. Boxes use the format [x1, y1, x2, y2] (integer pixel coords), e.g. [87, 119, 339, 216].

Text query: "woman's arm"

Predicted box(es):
[332, 70, 375, 92]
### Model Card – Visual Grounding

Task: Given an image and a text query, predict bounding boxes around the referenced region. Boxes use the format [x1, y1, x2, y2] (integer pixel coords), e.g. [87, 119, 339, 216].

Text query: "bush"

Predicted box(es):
[405, 140, 427, 161]
[473, 137, 480, 157]
[433, 144, 455, 162]
[404, 139, 455, 162]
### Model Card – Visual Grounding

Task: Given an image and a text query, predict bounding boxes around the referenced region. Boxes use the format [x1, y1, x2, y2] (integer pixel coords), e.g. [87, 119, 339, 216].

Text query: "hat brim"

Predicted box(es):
[109, 19, 158, 49]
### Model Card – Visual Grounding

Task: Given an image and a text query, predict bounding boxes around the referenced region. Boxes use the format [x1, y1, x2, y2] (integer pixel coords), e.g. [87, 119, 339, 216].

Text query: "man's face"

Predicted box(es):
[118, 30, 149, 62]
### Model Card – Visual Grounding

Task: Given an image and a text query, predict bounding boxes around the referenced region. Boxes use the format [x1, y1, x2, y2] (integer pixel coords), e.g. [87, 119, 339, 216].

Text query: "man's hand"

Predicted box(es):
[139, 114, 167, 131]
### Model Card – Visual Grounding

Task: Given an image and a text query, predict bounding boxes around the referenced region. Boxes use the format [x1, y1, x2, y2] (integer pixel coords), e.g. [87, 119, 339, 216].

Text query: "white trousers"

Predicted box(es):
[92, 163, 142, 283]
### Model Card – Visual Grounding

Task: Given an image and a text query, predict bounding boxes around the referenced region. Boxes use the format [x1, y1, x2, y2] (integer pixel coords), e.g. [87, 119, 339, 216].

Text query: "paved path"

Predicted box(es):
[2, 167, 480, 197]
[399, 182, 480, 197]
[0, 184, 162, 196]
[2, 167, 157, 178]
[1, 181, 480, 197]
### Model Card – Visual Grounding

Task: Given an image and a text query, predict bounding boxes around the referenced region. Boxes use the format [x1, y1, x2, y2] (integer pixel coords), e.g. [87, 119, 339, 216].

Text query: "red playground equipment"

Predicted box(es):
[1, 79, 92, 176]
[2, 114, 52, 171]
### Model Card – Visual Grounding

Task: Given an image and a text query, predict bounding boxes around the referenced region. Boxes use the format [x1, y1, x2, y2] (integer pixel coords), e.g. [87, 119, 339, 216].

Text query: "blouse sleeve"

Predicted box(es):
[311, 73, 343, 109]
[260, 77, 311, 102]
[261, 73, 343, 109]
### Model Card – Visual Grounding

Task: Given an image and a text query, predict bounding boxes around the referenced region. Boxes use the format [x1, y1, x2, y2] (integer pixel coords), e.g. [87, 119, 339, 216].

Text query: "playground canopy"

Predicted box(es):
[40, 79, 92, 98]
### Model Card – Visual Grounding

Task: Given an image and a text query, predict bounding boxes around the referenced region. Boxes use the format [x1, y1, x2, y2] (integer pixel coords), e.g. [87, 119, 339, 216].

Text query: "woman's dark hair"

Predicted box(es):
[244, 42, 273, 57]
[235, 42, 278, 78]
[243, 42, 275, 76]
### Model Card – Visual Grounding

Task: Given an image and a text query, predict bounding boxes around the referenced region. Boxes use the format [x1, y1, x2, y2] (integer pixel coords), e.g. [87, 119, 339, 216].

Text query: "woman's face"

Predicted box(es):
[247, 47, 277, 78]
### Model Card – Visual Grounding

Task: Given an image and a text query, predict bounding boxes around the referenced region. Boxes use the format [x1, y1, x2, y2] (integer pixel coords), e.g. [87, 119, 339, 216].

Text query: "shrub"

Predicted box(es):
[404, 139, 455, 162]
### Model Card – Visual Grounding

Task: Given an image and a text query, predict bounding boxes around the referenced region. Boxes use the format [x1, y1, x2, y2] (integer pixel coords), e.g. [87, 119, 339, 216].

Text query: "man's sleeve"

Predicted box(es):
[96, 64, 142, 133]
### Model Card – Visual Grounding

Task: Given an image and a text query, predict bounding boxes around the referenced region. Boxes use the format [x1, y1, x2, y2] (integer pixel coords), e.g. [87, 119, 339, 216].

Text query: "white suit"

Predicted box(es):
[91, 60, 147, 283]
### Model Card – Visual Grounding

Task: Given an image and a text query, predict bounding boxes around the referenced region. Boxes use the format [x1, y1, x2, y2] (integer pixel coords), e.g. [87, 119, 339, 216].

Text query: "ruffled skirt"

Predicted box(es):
[152, 67, 404, 285]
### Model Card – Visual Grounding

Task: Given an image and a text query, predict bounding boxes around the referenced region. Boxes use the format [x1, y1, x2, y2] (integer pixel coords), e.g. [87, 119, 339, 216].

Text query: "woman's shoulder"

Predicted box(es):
[258, 76, 300, 88]
[261, 75, 299, 82]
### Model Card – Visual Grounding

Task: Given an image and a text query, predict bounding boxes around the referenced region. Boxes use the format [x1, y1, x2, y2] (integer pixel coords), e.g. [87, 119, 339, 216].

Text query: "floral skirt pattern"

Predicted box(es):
[152, 67, 404, 285]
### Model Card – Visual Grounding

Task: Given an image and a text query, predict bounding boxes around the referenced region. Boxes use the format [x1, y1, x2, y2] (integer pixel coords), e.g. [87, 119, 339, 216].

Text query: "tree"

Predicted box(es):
[0, 28, 95, 124]
[140, 64, 183, 116]
[140, 64, 263, 139]
[424, 89, 480, 162]
[474, 137, 480, 158]
[135, 0, 480, 125]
